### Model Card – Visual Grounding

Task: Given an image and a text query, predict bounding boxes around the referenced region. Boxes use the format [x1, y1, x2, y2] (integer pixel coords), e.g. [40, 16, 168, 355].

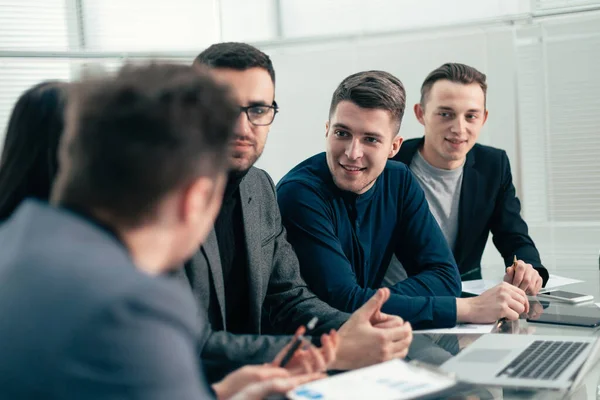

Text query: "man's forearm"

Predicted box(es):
[390, 266, 461, 298]
[381, 292, 457, 329]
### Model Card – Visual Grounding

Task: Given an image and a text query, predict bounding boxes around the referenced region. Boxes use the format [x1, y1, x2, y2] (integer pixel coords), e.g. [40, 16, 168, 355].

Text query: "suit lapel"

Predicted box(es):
[454, 152, 480, 274]
[239, 178, 263, 332]
[203, 229, 227, 324]
[395, 137, 423, 164]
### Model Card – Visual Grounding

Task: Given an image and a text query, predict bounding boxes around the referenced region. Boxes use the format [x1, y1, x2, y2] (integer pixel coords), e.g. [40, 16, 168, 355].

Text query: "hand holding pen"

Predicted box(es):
[271, 317, 339, 375]
[213, 319, 339, 400]
[504, 254, 543, 295]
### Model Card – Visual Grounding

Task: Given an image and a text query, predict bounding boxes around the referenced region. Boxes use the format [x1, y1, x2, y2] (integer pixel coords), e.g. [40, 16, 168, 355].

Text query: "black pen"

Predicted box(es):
[279, 317, 319, 368]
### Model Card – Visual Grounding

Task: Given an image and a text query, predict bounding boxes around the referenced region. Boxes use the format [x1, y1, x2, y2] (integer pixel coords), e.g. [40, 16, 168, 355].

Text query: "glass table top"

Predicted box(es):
[406, 268, 600, 399]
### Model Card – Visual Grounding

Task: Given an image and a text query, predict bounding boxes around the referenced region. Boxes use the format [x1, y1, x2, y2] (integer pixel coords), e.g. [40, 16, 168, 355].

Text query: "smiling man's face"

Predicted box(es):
[416, 79, 488, 170]
[325, 100, 402, 194]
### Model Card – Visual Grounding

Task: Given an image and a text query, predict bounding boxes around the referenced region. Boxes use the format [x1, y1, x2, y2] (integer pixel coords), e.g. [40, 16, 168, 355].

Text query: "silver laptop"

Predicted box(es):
[441, 334, 600, 391]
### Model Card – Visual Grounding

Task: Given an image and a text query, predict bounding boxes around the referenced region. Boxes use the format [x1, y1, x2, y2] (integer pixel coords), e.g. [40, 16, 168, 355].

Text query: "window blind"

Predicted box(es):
[0, 0, 69, 50]
[515, 12, 600, 269]
[0, 0, 72, 149]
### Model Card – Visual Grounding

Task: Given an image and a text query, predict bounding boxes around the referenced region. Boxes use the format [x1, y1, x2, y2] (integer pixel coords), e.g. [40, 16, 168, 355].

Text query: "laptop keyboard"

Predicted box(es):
[496, 340, 589, 380]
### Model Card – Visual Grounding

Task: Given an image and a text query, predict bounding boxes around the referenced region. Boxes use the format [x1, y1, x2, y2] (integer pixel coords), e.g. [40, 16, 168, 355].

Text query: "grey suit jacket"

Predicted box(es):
[0, 200, 213, 399]
[177, 167, 350, 380]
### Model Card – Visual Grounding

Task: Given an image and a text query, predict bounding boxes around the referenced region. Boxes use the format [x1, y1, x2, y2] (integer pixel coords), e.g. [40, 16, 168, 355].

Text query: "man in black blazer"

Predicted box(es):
[392, 63, 548, 300]
[0, 64, 302, 399]
[185, 42, 413, 382]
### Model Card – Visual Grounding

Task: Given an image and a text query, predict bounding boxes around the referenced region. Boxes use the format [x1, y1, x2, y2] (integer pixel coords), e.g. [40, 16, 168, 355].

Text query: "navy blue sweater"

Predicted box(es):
[277, 153, 462, 329]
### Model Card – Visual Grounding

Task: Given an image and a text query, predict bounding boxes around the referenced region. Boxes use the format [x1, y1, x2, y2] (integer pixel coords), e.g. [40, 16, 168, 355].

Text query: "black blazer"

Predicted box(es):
[0, 200, 211, 399]
[393, 138, 548, 285]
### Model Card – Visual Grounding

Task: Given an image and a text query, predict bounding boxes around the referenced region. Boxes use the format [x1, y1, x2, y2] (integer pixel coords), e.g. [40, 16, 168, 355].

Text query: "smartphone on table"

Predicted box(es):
[536, 290, 593, 304]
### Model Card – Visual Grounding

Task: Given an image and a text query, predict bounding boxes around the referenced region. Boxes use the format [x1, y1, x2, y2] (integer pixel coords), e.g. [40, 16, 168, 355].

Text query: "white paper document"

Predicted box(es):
[544, 275, 584, 291]
[462, 274, 583, 296]
[461, 279, 496, 295]
[415, 323, 495, 335]
[287, 359, 456, 400]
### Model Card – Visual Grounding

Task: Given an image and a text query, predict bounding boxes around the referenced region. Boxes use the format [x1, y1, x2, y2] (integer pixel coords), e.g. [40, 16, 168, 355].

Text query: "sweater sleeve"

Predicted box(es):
[277, 177, 460, 330]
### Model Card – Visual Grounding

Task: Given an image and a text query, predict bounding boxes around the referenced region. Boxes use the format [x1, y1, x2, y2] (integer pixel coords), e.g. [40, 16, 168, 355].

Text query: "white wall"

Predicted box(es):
[280, 0, 529, 38]
[259, 26, 518, 184]
[220, 0, 277, 42]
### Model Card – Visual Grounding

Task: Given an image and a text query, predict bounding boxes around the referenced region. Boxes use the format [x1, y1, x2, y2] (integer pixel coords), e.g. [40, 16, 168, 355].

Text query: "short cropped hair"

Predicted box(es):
[329, 70, 406, 135]
[194, 42, 275, 85]
[420, 63, 487, 108]
[52, 63, 237, 227]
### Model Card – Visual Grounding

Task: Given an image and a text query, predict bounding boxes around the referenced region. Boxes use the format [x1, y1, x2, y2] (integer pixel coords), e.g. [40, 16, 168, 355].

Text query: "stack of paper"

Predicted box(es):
[287, 359, 457, 400]
[461, 274, 582, 296]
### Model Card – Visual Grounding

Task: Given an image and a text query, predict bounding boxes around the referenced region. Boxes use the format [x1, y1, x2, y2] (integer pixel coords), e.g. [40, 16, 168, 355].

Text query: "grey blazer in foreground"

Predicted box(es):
[0, 200, 213, 400]
[177, 167, 350, 380]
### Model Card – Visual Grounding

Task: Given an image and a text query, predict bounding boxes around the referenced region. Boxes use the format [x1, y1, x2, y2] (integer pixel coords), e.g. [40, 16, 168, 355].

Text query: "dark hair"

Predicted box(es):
[420, 63, 487, 107]
[329, 70, 406, 134]
[194, 42, 276, 85]
[0, 81, 67, 221]
[52, 63, 238, 227]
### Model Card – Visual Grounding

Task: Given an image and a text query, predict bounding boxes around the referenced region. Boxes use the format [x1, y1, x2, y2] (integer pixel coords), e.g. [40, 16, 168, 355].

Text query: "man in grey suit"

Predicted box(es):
[0, 64, 313, 399]
[188, 42, 413, 382]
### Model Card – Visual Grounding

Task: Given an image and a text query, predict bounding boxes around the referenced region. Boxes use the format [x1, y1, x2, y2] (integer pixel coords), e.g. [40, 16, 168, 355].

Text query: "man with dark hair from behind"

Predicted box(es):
[0, 63, 328, 400]
[390, 62, 547, 309]
[187, 42, 413, 382]
[277, 69, 530, 328]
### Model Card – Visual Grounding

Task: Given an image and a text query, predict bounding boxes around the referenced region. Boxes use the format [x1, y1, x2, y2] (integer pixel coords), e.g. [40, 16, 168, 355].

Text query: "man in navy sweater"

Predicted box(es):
[277, 71, 529, 329]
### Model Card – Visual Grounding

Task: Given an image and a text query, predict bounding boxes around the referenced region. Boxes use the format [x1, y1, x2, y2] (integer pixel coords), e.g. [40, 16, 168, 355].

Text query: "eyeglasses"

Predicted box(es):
[239, 101, 279, 126]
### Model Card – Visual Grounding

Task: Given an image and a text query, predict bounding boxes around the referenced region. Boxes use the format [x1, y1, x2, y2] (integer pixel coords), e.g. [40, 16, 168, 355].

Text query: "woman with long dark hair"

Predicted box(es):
[0, 81, 67, 221]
